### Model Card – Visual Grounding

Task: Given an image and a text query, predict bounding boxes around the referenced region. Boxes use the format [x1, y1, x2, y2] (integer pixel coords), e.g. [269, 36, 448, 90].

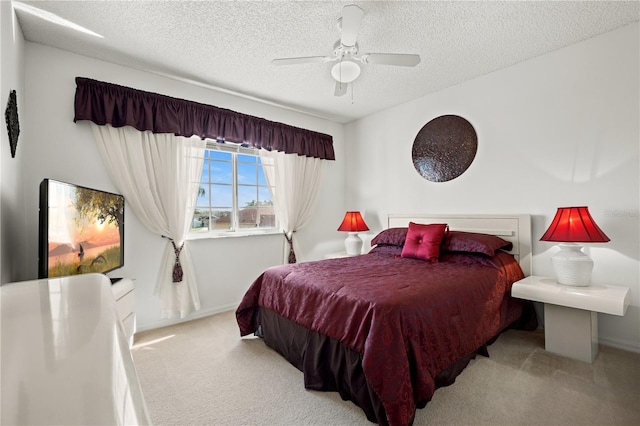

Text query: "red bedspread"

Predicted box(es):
[237, 250, 525, 426]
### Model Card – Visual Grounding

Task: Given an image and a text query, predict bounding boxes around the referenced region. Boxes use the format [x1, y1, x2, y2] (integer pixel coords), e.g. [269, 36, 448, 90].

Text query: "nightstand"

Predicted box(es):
[324, 250, 361, 259]
[512, 276, 629, 363]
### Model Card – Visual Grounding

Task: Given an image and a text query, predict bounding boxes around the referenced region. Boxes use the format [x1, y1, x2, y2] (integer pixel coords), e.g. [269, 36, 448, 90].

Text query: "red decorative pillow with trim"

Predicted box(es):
[401, 222, 448, 262]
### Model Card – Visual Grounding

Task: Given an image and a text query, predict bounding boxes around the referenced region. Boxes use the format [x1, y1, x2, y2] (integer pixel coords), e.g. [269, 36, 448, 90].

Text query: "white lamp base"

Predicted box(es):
[551, 243, 594, 287]
[344, 232, 363, 256]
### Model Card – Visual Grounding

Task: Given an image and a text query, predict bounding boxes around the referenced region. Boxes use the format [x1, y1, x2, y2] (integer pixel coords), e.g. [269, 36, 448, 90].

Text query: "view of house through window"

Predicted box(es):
[191, 142, 276, 234]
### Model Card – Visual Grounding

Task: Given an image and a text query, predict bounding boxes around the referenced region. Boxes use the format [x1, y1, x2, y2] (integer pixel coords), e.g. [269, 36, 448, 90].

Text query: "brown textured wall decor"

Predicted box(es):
[411, 114, 477, 182]
[5, 90, 20, 158]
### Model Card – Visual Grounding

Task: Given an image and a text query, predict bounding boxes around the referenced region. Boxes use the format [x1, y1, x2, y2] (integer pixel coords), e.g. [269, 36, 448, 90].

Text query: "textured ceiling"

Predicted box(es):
[13, 1, 640, 123]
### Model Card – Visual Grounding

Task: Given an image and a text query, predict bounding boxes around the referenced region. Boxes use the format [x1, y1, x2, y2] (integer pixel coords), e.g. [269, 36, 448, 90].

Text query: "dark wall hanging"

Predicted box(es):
[5, 90, 20, 158]
[411, 114, 477, 182]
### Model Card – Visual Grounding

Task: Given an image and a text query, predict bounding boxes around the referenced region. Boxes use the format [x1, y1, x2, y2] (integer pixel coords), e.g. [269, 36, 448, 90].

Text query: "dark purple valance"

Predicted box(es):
[73, 77, 335, 160]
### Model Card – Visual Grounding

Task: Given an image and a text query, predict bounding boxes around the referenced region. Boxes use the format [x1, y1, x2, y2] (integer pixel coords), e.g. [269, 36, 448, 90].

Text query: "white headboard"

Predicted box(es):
[387, 214, 532, 276]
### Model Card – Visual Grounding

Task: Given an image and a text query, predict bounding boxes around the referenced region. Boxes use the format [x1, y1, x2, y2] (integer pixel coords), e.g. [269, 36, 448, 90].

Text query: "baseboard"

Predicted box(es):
[135, 302, 238, 333]
[599, 336, 640, 354]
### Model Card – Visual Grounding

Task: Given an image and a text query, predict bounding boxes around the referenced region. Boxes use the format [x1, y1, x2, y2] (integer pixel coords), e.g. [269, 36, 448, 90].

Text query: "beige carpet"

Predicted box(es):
[131, 310, 640, 425]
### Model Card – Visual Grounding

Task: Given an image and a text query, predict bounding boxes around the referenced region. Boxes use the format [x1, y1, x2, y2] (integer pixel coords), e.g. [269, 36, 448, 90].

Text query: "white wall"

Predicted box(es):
[0, 1, 26, 285]
[18, 43, 345, 330]
[346, 23, 640, 352]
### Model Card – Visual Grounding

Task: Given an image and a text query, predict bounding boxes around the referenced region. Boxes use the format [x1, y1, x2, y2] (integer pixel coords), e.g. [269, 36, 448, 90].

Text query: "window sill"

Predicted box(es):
[186, 229, 283, 241]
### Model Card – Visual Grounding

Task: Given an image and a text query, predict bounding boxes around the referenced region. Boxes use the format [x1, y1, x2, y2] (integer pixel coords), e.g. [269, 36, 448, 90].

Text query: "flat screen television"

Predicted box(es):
[38, 179, 124, 279]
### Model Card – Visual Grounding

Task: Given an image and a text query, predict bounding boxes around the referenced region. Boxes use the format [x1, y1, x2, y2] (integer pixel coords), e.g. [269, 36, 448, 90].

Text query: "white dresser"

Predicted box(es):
[0, 273, 150, 425]
[111, 277, 136, 346]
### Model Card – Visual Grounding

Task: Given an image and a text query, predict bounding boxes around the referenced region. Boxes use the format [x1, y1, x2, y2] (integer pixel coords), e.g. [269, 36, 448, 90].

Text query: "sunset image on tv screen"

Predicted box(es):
[47, 181, 124, 278]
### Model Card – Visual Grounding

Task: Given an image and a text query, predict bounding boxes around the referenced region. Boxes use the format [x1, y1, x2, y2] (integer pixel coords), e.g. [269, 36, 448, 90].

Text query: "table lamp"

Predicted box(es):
[540, 206, 610, 286]
[337, 211, 369, 256]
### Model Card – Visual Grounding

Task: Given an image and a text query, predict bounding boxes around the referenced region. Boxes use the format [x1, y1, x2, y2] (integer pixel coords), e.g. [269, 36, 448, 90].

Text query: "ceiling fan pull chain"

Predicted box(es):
[351, 81, 355, 104]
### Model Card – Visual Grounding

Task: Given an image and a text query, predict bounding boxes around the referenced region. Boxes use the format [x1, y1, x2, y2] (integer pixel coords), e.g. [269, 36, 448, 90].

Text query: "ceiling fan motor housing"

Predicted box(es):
[333, 40, 359, 58]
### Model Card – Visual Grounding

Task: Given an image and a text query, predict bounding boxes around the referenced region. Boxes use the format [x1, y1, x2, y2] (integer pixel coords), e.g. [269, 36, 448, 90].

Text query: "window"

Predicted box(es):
[191, 142, 277, 235]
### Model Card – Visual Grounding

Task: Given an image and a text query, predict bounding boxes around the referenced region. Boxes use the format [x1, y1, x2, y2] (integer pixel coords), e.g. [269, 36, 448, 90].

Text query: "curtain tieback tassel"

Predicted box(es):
[284, 231, 296, 264]
[170, 240, 185, 283]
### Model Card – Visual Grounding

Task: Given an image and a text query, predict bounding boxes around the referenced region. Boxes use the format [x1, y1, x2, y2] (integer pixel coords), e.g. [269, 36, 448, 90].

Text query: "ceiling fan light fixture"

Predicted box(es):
[331, 61, 361, 83]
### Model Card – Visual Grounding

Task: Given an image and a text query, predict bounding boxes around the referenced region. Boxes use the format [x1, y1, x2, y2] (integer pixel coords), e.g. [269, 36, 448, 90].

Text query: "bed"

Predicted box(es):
[236, 214, 536, 425]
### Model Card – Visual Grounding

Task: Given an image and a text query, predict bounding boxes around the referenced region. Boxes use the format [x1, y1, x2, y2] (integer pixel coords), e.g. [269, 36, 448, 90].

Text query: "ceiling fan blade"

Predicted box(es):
[339, 5, 364, 47]
[271, 56, 330, 66]
[334, 81, 348, 97]
[361, 53, 421, 67]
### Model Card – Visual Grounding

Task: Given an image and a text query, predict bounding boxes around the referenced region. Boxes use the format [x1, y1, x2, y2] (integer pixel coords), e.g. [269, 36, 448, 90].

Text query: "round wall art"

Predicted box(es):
[411, 114, 477, 182]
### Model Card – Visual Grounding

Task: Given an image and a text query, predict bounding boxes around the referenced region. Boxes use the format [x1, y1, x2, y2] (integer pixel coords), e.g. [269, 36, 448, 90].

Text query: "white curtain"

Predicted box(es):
[91, 123, 205, 319]
[260, 150, 325, 263]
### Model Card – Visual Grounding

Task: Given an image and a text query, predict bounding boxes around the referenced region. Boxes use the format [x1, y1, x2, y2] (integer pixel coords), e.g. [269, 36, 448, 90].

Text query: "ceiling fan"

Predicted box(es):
[271, 4, 421, 97]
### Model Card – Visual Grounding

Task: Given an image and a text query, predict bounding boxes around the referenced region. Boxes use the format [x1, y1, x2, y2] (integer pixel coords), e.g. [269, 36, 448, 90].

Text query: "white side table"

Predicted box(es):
[512, 276, 629, 363]
[324, 251, 361, 259]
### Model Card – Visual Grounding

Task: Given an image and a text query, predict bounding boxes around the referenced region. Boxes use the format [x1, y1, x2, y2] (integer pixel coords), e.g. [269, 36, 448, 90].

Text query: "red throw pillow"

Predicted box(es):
[401, 222, 448, 262]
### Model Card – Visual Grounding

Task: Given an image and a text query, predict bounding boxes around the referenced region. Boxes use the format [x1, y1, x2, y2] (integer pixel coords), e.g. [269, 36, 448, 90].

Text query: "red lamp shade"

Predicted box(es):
[540, 206, 610, 243]
[337, 211, 369, 232]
